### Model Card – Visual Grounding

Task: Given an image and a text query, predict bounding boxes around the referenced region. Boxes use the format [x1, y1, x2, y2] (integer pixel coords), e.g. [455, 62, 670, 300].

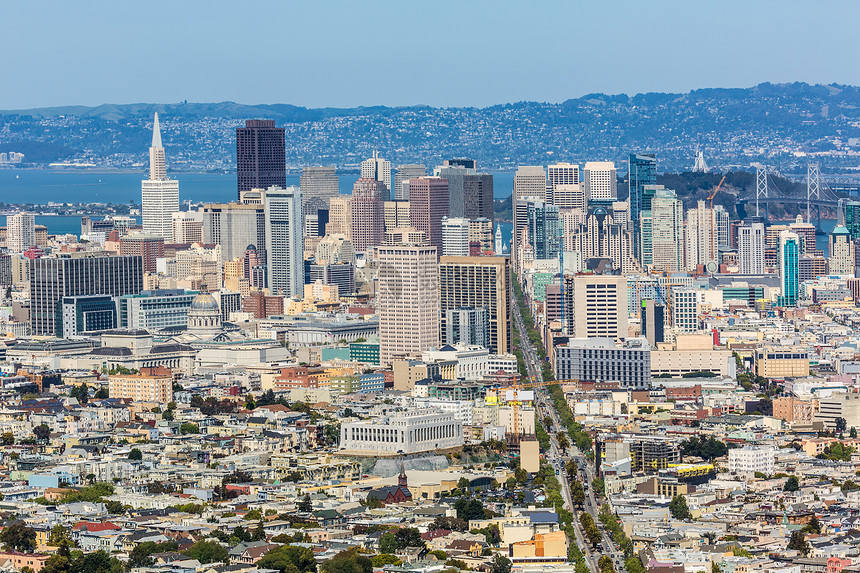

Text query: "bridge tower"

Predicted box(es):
[756, 166, 768, 217]
[807, 163, 820, 226]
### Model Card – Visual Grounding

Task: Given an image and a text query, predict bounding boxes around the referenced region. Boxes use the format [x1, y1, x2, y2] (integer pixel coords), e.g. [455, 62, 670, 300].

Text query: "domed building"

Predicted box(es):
[187, 292, 222, 338]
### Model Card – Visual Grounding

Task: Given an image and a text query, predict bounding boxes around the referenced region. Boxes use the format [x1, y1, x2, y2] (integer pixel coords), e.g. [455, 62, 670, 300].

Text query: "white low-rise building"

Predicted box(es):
[728, 445, 775, 476]
[413, 398, 474, 425]
[339, 409, 463, 455]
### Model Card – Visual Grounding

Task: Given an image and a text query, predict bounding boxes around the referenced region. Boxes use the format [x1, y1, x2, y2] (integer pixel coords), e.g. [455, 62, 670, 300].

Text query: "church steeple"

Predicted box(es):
[398, 460, 408, 488]
[149, 112, 167, 181]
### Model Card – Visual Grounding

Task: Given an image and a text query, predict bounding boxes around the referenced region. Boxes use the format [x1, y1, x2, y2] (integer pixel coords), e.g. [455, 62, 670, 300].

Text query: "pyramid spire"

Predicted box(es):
[152, 112, 163, 148]
[148, 113, 167, 181]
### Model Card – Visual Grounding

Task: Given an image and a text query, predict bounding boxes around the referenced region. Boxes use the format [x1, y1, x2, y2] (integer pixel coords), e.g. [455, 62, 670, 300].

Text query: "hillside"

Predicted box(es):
[1, 82, 860, 173]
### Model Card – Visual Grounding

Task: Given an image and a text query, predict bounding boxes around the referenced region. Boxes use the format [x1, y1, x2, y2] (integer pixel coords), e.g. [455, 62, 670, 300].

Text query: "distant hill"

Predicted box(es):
[2, 82, 859, 175]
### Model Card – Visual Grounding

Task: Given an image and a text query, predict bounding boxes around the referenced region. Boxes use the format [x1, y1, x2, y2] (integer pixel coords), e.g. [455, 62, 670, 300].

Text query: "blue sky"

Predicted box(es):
[3, 0, 857, 109]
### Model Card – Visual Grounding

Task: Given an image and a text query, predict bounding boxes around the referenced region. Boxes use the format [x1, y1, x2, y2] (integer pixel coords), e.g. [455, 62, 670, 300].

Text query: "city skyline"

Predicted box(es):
[2, 1, 860, 110]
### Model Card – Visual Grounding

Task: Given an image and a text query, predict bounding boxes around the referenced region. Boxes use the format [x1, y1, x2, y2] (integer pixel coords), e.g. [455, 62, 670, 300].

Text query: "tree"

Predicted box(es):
[297, 494, 312, 512]
[47, 525, 72, 547]
[103, 500, 126, 515]
[454, 497, 486, 521]
[68, 550, 122, 573]
[571, 480, 585, 507]
[592, 477, 605, 497]
[1, 432, 13, 446]
[33, 424, 51, 442]
[669, 495, 692, 520]
[257, 545, 316, 573]
[803, 515, 821, 534]
[784, 476, 800, 492]
[128, 448, 142, 461]
[94, 388, 109, 399]
[180, 422, 200, 435]
[371, 554, 401, 567]
[836, 417, 848, 434]
[394, 527, 424, 550]
[252, 520, 266, 541]
[430, 516, 468, 532]
[128, 541, 178, 568]
[490, 554, 512, 573]
[162, 410, 174, 421]
[457, 477, 471, 492]
[378, 531, 397, 555]
[787, 530, 809, 555]
[679, 436, 729, 459]
[580, 513, 601, 547]
[320, 548, 372, 573]
[712, 562, 721, 573]
[1, 521, 36, 552]
[599, 555, 615, 573]
[183, 540, 228, 564]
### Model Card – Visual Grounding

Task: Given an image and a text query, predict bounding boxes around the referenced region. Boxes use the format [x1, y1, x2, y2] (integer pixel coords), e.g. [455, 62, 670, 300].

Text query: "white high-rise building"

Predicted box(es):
[829, 226, 855, 276]
[547, 162, 579, 204]
[646, 188, 684, 272]
[441, 217, 471, 257]
[264, 186, 303, 297]
[552, 184, 586, 210]
[583, 161, 617, 202]
[361, 150, 391, 196]
[495, 224, 504, 255]
[6, 212, 35, 253]
[738, 221, 765, 274]
[685, 200, 717, 271]
[171, 211, 204, 244]
[568, 274, 628, 339]
[513, 165, 547, 251]
[377, 230, 439, 363]
[141, 113, 179, 241]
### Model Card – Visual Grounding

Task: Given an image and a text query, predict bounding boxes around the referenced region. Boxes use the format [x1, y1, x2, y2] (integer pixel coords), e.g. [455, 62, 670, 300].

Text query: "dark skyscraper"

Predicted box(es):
[628, 153, 657, 261]
[236, 120, 286, 198]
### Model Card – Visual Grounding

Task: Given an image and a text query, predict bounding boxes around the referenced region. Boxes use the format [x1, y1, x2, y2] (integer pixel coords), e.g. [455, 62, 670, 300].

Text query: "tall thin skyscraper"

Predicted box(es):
[263, 186, 303, 297]
[236, 120, 286, 198]
[408, 176, 449, 253]
[350, 178, 385, 252]
[394, 164, 426, 200]
[141, 113, 179, 241]
[628, 153, 656, 261]
[685, 200, 716, 271]
[361, 150, 391, 198]
[377, 231, 439, 363]
[522, 200, 560, 260]
[6, 213, 35, 254]
[829, 225, 855, 276]
[643, 187, 684, 272]
[737, 221, 765, 274]
[779, 230, 800, 306]
[583, 161, 617, 203]
[513, 165, 547, 252]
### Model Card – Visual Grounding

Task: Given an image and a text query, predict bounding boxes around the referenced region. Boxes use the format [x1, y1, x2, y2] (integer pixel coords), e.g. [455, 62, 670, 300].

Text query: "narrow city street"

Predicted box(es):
[511, 286, 626, 573]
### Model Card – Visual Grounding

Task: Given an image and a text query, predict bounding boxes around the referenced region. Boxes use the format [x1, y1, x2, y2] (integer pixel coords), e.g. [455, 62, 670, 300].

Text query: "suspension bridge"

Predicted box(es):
[735, 164, 844, 232]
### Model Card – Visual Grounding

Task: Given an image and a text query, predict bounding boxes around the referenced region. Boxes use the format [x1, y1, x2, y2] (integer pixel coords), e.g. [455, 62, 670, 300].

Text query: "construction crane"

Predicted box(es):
[505, 375, 578, 439]
[707, 176, 726, 267]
